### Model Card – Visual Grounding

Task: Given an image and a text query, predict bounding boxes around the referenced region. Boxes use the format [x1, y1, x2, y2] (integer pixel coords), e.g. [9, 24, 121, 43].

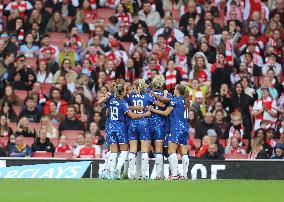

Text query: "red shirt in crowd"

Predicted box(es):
[78, 146, 97, 158]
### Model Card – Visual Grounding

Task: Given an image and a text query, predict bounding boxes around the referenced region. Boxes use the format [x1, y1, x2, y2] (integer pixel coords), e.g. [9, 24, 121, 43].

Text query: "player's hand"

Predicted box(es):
[145, 111, 151, 117]
[147, 105, 153, 112]
[163, 90, 168, 96]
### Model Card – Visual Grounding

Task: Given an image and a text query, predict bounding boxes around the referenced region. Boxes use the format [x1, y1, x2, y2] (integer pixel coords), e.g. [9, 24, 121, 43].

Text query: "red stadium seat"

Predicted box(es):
[12, 105, 22, 117]
[78, 33, 90, 43]
[54, 152, 74, 159]
[50, 138, 59, 147]
[40, 83, 53, 95]
[0, 136, 9, 146]
[8, 122, 17, 132]
[30, 122, 39, 130]
[14, 90, 28, 103]
[223, 154, 248, 160]
[61, 130, 84, 138]
[32, 152, 52, 158]
[96, 8, 115, 21]
[2, 0, 11, 5]
[24, 137, 35, 147]
[47, 32, 67, 49]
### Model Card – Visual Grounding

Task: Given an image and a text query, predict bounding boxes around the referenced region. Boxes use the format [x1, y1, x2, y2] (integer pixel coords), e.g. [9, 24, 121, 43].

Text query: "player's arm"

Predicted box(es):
[126, 110, 151, 119]
[150, 90, 170, 103]
[149, 106, 173, 116]
[97, 93, 110, 104]
[129, 105, 144, 111]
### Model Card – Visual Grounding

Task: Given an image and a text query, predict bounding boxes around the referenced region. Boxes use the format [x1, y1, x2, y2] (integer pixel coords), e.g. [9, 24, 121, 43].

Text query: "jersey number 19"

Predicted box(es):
[110, 106, 119, 120]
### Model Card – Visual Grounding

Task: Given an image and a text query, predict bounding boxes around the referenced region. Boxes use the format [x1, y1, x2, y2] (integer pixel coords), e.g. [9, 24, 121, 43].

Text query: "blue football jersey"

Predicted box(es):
[127, 92, 155, 115]
[169, 96, 189, 133]
[165, 93, 174, 133]
[108, 98, 130, 123]
[149, 89, 166, 123]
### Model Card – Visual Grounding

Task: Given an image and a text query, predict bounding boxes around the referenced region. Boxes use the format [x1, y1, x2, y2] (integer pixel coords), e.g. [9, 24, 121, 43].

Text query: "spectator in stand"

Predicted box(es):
[195, 112, 222, 139]
[73, 133, 85, 151]
[0, 102, 18, 123]
[45, 11, 69, 33]
[8, 135, 32, 157]
[41, 48, 59, 75]
[36, 59, 54, 83]
[47, 100, 66, 125]
[39, 116, 58, 139]
[15, 117, 36, 138]
[252, 87, 277, 130]
[4, 0, 33, 16]
[92, 111, 105, 130]
[5, 134, 16, 153]
[271, 143, 284, 159]
[207, 129, 225, 155]
[224, 111, 250, 140]
[214, 110, 229, 138]
[74, 132, 101, 158]
[1, 85, 21, 106]
[69, 11, 90, 33]
[56, 135, 72, 153]
[39, 34, 60, 59]
[200, 143, 225, 160]
[32, 128, 55, 154]
[266, 128, 277, 148]
[0, 140, 6, 157]
[10, 54, 36, 90]
[248, 137, 270, 159]
[88, 122, 105, 149]
[138, 1, 161, 27]
[0, 115, 13, 137]
[225, 137, 246, 155]
[240, 76, 256, 99]
[19, 33, 40, 58]
[53, 58, 78, 83]
[196, 135, 210, 158]
[43, 87, 68, 116]
[59, 105, 85, 134]
[253, 128, 273, 157]
[19, 95, 42, 123]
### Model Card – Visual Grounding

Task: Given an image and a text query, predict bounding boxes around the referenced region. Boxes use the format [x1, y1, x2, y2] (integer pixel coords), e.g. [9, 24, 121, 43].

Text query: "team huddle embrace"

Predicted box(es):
[99, 75, 189, 180]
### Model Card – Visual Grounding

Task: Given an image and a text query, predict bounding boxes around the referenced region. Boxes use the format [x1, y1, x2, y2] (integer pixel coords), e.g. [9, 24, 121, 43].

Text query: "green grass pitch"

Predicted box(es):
[0, 179, 282, 202]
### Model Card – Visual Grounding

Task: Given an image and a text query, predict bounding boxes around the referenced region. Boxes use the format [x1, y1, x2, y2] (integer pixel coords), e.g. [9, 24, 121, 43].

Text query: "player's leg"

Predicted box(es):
[140, 140, 150, 179]
[109, 143, 119, 179]
[99, 148, 111, 179]
[168, 132, 179, 179]
[139, 122, 151, 180]
[179, 132, 189, 179]
[154, 140, 164, 179]
[128, 140, 138, 179]
[154, 125, 165, 179]
[128, 123, 138, 179]
[116, 143, 129, 178]
[115, 127, 129, 179]
[135, 142, 142, 179]
[180, 144, 189, 179]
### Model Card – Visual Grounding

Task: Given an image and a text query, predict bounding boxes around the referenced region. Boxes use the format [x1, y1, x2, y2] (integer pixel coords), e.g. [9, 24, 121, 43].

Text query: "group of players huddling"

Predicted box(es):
[99, 75, 189, 180]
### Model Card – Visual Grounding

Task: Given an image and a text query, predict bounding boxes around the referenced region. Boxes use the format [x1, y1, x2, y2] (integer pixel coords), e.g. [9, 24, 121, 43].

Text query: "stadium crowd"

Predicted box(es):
[0, 0, 283, 175]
